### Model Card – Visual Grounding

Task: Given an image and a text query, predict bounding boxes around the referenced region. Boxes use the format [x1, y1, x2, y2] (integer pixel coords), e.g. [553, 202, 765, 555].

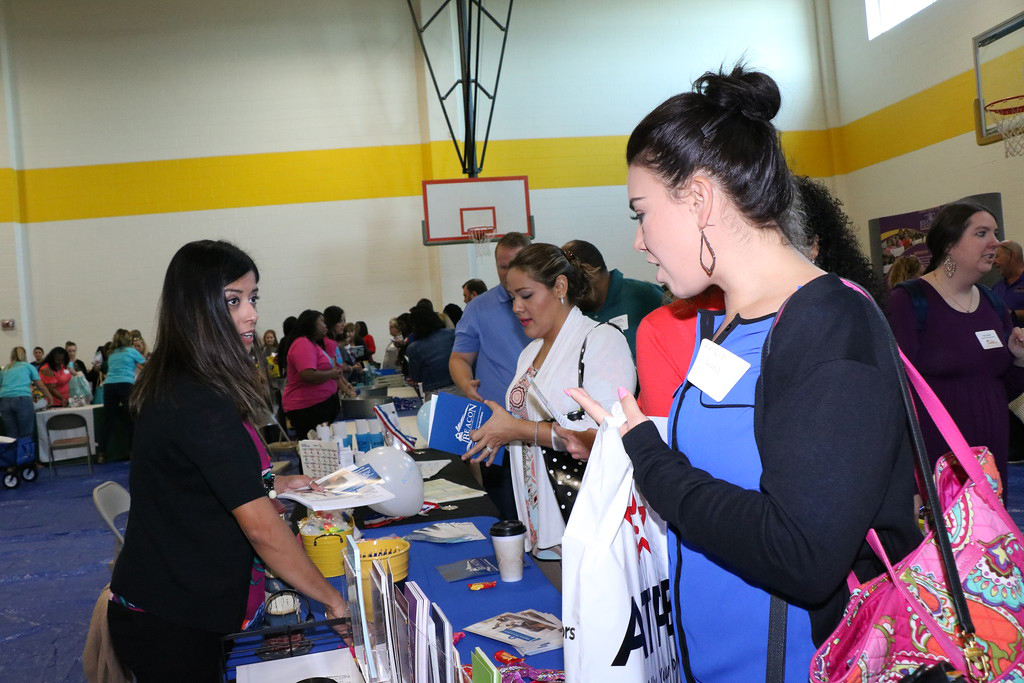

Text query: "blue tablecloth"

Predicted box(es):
[361, 516, 563, 672]
[224, 516, 563, 680]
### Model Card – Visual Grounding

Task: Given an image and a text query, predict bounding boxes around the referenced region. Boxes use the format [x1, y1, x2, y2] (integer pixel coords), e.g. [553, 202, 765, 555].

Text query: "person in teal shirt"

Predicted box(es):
[100, 329, 146, 456]
[0, 346, 53, 438]
[561, 239, 664, 359]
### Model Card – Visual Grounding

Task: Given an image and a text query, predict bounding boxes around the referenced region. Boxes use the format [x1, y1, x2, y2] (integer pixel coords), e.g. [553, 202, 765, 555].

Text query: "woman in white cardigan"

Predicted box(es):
[464, 243, 636, 558]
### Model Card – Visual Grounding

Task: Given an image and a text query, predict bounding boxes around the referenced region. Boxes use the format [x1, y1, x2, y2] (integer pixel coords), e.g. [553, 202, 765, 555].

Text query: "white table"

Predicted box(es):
[36, 405, 100, 463]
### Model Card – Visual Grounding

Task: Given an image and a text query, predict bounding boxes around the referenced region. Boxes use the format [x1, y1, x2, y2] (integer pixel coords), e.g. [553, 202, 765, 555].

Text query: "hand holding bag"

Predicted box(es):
[561, 403, 678, 683]
[810, 299, 1024, 681]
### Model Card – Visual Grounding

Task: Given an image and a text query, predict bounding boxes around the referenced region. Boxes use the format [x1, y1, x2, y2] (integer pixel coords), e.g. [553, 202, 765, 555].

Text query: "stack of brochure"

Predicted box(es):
[277, 464, 394, 511]
[465, 609, 563, 657]
[343, 534, 462, 683]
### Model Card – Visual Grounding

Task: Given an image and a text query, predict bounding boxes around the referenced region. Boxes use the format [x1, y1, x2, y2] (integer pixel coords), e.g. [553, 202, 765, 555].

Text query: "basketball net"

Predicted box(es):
[468, 226, 495, 257]
[986, 95, 1024, 158]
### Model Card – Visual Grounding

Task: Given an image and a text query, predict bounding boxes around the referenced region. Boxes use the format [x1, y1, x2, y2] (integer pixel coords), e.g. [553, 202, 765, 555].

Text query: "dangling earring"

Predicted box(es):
[943, 255, 957, 278]
[699, 229, 716, 277]
[559, 296, 565, 305]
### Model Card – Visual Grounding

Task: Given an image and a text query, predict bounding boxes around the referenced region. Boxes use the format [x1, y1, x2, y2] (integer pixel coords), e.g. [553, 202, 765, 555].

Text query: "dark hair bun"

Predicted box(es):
[695, 65, 781, 124]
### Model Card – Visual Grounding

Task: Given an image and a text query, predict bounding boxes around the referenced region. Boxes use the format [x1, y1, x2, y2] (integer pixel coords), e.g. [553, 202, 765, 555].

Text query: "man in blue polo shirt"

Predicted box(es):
[995, 240, 1024, 463]
[995, 240, 1024, 324]
[562, 239, 664, 359]
[449, 232, 531, 520]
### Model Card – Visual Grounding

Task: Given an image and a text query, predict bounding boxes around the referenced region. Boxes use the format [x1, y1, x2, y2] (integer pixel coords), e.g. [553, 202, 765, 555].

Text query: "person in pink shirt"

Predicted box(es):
[282, 309, 342, 439]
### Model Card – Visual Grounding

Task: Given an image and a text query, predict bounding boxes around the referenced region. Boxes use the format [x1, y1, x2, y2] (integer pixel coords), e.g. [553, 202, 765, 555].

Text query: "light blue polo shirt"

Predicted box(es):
[105, 347, 146, 384]
[0, 361, 40, 398]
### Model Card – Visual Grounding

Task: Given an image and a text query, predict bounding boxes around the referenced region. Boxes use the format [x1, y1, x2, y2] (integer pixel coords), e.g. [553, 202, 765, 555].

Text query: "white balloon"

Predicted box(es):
[356, 446, 425, 517]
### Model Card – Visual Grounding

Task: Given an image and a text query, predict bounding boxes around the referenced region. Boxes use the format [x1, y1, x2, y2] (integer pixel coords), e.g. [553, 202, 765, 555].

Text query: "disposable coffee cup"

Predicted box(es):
[490, 520, 526, 582]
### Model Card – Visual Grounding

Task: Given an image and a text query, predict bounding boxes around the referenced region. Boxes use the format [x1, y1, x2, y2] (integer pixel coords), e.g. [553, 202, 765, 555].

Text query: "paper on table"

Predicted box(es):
[422, 478, 487, 504]
[416, 459, 450, 480]
[235, 647, 362, 682]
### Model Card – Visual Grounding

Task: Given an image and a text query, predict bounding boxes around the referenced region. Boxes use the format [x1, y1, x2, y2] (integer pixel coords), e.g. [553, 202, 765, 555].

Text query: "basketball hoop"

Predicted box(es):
[467, 226, 495, 257]
[985, 95, 1024, 157]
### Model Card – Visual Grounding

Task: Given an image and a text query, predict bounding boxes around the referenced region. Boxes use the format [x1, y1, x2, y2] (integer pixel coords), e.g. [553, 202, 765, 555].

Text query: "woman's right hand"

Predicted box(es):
[325, 595, 351, 636]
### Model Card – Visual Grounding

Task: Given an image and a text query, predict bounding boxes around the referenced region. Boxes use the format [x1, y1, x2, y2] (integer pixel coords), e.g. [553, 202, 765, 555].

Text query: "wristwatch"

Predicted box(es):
[263, 472, 277, 499]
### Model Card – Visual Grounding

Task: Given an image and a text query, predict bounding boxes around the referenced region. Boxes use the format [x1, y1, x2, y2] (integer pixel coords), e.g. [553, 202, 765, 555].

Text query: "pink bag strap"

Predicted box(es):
[897, 349, 988, 486]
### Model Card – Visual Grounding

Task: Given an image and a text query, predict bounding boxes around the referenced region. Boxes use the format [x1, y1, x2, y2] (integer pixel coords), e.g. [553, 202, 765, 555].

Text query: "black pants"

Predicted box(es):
[107, 600, 225, 683]
[481, 456, 519, 521]
[101, 382, 134, 453]
[286, 393, 341, 441]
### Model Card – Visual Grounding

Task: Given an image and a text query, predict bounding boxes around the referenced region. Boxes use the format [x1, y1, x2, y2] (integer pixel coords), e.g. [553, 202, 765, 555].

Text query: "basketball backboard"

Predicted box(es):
[974, 11, 1024, 144]
[421, 176, 534, 246]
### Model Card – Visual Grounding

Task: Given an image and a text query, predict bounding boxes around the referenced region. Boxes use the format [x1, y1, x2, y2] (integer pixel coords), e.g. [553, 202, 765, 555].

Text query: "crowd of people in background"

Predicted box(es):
[2, 67, 1023, 683]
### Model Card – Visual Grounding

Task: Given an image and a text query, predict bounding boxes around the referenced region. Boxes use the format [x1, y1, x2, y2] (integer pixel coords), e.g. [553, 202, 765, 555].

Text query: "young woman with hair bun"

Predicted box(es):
[565, 65, 919, 679]
[463, 242, 635, 560]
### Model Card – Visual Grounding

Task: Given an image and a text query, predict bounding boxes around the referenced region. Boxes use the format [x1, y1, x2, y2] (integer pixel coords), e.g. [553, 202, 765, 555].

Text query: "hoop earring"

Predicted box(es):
[943, 255, 957, 278]
[699, 229, 716, 277]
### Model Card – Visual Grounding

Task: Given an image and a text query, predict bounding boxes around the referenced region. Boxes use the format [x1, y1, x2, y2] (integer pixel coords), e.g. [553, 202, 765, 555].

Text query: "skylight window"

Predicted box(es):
[866, 0, 938, 39]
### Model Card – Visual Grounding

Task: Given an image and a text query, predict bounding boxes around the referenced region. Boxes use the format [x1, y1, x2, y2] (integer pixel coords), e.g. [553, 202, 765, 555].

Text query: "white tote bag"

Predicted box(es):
[562, 404, 678, 683]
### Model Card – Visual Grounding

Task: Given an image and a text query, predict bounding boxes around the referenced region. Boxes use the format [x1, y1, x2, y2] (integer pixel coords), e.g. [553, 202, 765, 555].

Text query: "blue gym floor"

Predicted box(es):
[4, 461, 1024, 682]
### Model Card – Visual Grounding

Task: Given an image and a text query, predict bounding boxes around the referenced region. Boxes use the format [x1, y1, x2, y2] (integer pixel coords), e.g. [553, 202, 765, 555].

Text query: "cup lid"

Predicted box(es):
[490, 520, 526, 537]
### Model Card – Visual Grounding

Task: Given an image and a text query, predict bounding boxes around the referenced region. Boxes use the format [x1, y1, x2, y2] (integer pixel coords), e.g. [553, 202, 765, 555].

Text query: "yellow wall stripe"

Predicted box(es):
[4, 58, 1011, 223]
[0, 168, 20, 222]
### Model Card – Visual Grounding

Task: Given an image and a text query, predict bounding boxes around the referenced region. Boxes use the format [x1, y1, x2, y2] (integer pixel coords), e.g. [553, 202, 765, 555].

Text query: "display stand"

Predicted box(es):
[221, 616, 352, 682]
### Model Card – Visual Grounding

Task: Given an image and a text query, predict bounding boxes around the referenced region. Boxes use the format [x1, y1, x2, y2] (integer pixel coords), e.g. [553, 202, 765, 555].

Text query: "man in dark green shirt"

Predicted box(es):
[562, 239, 664, 359]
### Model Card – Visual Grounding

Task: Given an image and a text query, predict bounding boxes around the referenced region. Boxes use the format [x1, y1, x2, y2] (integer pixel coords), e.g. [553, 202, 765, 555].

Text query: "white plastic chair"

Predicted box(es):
[93, 481, 130, 569]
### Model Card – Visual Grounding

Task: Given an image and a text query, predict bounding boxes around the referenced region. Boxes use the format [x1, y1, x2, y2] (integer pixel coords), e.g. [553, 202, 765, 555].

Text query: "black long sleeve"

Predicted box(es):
[623, 274, 920, 644]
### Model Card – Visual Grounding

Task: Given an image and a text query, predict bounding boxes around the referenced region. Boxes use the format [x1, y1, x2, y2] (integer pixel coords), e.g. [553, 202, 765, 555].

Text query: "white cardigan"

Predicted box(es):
[505, 307, 636, 554]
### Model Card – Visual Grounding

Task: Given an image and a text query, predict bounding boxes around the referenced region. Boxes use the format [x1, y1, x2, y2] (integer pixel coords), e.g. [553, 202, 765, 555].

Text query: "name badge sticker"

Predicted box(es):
[976, 330, 1003, 349]
[686, 338, 751, 403]
[609, 313, 629, 331]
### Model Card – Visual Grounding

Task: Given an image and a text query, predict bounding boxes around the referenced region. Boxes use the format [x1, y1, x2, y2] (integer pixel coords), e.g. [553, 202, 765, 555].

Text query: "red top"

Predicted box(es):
[40, 364, 72, 407]
[362, 333, 376, 356]
[636, 289, 724, 417]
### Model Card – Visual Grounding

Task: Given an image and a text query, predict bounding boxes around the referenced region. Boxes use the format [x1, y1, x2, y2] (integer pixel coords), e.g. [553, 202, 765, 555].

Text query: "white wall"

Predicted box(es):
[827, 0, 1024, 243]
[0, 0, 827, 357]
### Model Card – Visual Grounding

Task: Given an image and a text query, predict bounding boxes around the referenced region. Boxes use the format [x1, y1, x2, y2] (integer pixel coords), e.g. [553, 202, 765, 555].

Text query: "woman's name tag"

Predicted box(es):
[976, 330, 1003, 349]
[686, 338, 751, 402]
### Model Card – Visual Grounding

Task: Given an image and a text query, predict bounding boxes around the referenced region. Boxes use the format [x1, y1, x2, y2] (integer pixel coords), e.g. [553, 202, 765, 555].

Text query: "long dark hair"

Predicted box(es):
[626, 64, 804, 249]
[130, 240, 269, 422]
[795, 176, 886, 304]
[323, 306, 344, 342]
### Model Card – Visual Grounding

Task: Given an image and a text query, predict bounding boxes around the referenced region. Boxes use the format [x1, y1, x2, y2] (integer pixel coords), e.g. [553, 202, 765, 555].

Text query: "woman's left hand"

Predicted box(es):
[275, 474, 323, 493]
[463, 400, 517, 465]
[553, 425, 597, 461]
[1010, 327, 1024, 365]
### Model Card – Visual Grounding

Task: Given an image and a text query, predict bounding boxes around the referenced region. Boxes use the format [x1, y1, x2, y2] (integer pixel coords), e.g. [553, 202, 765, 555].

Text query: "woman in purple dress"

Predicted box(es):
[888, 200, 1024, 497]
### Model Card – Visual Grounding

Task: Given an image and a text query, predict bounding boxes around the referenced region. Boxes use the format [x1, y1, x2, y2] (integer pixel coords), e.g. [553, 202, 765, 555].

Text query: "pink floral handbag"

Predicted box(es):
[810, 347, 1024, 682]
